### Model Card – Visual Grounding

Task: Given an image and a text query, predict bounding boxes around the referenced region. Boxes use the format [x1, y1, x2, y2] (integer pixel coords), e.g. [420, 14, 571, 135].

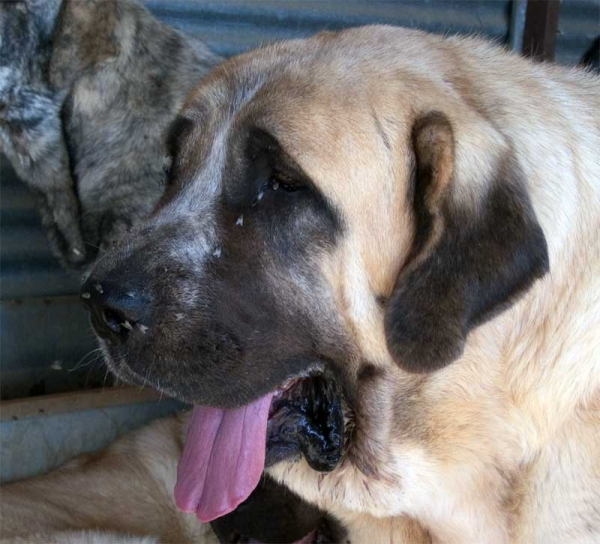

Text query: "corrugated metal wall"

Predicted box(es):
[146, 0, 599, 64]
[1, 158, 101, 400]
[1, 0, 598, 480]
[147, 0, 514, 57]
[557, 0, 600, 65]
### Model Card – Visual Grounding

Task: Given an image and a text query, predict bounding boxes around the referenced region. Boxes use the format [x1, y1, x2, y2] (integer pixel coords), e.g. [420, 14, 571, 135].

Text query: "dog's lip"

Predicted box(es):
[267, 363, 338, 416]
[270, 366, 325, 400]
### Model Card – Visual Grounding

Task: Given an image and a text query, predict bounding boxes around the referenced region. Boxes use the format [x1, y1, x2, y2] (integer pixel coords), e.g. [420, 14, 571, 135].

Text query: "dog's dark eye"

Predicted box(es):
[270, 170, 303, 192]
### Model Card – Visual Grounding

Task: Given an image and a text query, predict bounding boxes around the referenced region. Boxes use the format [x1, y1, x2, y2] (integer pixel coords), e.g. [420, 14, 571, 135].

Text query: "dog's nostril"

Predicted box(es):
[81, 278, 148, 342]
[101, 308, 134, 335]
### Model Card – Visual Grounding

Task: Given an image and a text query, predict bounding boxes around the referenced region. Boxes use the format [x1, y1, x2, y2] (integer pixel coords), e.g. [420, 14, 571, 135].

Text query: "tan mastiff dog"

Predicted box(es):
[79, 25, 599, 543]
[4, 25, 600, 543]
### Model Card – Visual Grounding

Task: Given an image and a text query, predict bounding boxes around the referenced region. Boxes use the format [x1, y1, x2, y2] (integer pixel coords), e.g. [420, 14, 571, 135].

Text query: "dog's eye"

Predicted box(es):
[270, 170, 303, 192]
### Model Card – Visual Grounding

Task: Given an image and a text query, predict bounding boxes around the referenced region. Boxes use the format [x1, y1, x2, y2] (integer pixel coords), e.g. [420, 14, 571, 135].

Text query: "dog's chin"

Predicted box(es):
[98, 343, 198, 402]
[97, 343, 157, 390]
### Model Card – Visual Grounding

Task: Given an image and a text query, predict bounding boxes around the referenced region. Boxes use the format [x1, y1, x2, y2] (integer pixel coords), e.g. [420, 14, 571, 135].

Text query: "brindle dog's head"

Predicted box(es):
[1, 0, 220, 270]
[83, 26, 548, 521]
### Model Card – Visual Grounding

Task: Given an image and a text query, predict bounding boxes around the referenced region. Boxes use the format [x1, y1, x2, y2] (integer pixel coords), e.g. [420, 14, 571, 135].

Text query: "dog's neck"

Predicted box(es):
[511, 240, 598, 431]
[473, 183, 600, 449]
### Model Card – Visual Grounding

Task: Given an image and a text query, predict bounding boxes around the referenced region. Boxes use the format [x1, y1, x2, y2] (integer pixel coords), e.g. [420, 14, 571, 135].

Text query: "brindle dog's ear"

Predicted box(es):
[384, 112, 549, 373]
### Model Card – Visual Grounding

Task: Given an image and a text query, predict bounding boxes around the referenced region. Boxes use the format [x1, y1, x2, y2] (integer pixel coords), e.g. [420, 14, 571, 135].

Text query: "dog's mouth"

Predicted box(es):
[174, 372, 345, 525]
[266, 374, 344, 472]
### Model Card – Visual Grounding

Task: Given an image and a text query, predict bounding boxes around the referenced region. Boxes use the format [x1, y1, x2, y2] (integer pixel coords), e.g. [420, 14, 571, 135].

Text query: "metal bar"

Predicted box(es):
[509, 0, 528, 52]
[522, 0, 561, 61]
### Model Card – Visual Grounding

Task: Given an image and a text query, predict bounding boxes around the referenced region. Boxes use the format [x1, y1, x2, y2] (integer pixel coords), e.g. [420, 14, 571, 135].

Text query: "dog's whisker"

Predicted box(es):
[68, 348, 103, 372]
[138, 355, 157, 392]
[82, 240, 102, 250]
[102, 365, 111, 392]
[84, 356, 104, 389]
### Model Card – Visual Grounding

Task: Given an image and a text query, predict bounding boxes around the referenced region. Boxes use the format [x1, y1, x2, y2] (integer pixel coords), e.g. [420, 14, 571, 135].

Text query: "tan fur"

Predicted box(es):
[253, 26, 600, 544]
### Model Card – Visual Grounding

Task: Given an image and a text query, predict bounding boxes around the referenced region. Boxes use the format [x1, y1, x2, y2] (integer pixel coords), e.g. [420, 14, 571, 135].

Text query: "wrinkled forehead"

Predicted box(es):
[164, 47, 404, 219]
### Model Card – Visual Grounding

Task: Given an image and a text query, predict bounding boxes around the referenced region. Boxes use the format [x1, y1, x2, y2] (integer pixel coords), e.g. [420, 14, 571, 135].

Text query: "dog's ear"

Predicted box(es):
[384, 112, 549, 373]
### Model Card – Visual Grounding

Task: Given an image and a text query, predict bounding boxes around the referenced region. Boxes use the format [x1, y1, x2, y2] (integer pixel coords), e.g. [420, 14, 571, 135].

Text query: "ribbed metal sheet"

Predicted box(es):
[145, 0, 599, 65]
[0, 297, 103, 400]
[1, 158, 80, 301]
[146, 0, 513, 58]
[1, 157, 95, 399]
[1, 0, 598, 400]
[557, 0, 600, 65]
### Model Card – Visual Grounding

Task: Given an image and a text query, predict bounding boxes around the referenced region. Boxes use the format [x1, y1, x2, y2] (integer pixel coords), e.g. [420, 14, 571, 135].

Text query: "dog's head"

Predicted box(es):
[83, 26, 548, 522]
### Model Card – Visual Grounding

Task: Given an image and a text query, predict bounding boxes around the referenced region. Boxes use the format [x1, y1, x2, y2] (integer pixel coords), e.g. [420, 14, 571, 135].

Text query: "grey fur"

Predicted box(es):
[0, 0, 221, 270]
[0, 0, 84, 265]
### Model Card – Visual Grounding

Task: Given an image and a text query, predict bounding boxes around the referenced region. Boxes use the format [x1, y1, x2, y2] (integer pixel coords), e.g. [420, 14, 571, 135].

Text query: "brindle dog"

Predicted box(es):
[0, 0, 219, 270]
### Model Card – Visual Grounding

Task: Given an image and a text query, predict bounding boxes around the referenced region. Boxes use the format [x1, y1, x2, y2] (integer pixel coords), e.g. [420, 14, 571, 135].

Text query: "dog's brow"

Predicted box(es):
[250, 127, 300, 168]
[253, 128, 315, 189]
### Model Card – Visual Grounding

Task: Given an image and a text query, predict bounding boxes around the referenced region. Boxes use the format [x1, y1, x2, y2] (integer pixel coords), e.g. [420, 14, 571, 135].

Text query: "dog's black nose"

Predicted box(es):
[80, 279, 147, 343]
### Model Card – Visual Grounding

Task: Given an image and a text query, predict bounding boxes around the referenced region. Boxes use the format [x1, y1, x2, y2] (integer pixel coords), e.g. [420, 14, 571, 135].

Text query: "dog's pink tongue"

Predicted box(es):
[174, 393, 274, 523]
